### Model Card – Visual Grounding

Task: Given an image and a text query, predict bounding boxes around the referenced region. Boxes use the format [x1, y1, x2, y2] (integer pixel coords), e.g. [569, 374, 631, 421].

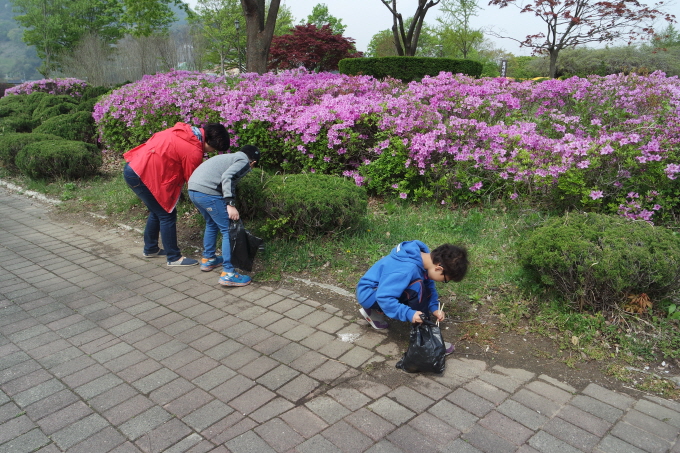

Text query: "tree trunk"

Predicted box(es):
[241, 0, 280, 74]
[549, 49, 558, 78]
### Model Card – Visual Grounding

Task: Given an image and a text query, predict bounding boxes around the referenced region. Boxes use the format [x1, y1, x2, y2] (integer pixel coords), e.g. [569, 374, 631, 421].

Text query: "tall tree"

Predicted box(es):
[269, 23, 361, 72]
[488, 0, 676, 78]
[240, 0, 280, 74]
[301, 3, 346, 35]
[190, 0, 243, 76]
[378, 0, 440, 56]
[436, 0, 482, 58]
[274, 3, 294, 35]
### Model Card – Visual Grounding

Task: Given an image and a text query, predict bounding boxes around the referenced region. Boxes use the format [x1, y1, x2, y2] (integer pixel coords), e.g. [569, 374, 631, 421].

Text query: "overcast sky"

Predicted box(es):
[184, 0, 680, 56]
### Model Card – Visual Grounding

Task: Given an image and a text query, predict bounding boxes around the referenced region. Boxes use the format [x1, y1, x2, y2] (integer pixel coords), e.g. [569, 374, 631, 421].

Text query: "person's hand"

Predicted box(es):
[227, 205, 240, 220]
[432, 310, 445, 322]
[411, 311, 424, 323]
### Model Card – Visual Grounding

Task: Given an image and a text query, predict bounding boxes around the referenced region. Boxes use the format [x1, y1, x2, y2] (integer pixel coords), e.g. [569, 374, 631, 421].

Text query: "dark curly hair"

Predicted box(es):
[204, 123, 230, 152]
[431, 244, 468, 282]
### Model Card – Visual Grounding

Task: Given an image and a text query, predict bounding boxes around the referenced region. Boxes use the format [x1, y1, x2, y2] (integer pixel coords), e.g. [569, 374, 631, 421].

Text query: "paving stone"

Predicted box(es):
[634, 399, 680, 428]
[571, 395, 624, 424]
[119, 406, 173, 441]
[276, 374, 319, 402]
[225, 430, 276, 453]
[525, 380, 574, 405]
[511, 388, 562, 418]
[229, 385, 276, 415]
[75, 373, 124, 399]
[181, 399, 233, 433]
[36, 401, 93, 435]
[193, 365, 237, 391]
[295, 433, 342, 453]
[462, 423, 518, 453]
[305, 396, 351, 424]
[610, 421, 672, 453]
[478, 410, 534, 445]
[528, 431, 583, 453]
[428, 399, 479, 431]
[556, 404, 613, 437]
[327, 387, 371, 411]
[50, 413, 110, 450]
[249, 398, 295, 424]
[323, 420, 374, 452]
[162, 388, 214, 418]
[279, 406, 329, 439]
[0, 414, 35, 444]
[369, 396, 416, 426]
[133, 368, 178, 394]
[583, 383, 636, 410]
[66, 426, 127, 453]
[288, 350, 327, 374]
[478, 371, 523, 393]
[408, 412, 460, 444]
[88, 384, 139, 413]
[211, 375, 256, 403]
[309, 360, 349, 383]
[439, 438, 484, 453]
[13, 379, 65, 408]
[447, 387, 496, 417]
[0, 428, 50, 453]
[496, 399, 549, 431]
[104, 395, 155, 426]
[255, 417, 306, 452]
[595, 435, 648, 453]
[355, 380, 391, 399]
[256, 364, 299, 391]
[622, 410, 678, 442]
[542, 416, 600, 452]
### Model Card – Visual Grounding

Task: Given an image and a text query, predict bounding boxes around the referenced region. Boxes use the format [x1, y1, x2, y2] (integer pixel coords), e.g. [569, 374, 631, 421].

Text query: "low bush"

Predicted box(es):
[238, 171, 367, 238]
[32, 95, 79, 124]
[339, 57, 483, 82]
[0, 115, 34, 133]
[33, 111, 97, 143]
[0, 132, 64, 170]
[519, 212, 680, 314]
[15, 140, 102, 180]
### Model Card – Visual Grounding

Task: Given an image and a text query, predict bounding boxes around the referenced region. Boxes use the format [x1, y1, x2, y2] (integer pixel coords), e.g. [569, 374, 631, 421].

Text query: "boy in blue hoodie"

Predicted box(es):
[356, 241, 468, 352]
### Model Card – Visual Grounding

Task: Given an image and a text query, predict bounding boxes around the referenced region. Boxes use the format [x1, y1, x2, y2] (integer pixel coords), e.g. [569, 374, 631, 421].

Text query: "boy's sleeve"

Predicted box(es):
[375, 272, 416, 323]
[220, 158, 251, 202]
[426, 279, 440, 313]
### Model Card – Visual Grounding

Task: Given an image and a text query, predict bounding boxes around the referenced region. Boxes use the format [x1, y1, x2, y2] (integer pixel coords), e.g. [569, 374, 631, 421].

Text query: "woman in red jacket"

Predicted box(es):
[123, 122, 230, 266]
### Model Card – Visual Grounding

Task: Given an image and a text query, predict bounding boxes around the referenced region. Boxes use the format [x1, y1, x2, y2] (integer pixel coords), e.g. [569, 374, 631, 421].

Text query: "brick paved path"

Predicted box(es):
[1, 187, 679, 453]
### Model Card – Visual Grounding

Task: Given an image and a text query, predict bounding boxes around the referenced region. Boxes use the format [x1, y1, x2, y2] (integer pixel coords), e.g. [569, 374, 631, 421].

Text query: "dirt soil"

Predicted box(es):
[45, 200, 679, 400]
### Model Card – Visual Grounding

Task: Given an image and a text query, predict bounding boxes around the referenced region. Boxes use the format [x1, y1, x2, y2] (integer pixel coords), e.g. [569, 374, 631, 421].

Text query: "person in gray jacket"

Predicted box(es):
[188, 145, 260, 286]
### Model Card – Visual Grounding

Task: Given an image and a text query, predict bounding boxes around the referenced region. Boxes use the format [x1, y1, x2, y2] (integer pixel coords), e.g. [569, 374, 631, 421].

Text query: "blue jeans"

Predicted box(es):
[188, 190, 234, 273]
[123, 163, 181, 262]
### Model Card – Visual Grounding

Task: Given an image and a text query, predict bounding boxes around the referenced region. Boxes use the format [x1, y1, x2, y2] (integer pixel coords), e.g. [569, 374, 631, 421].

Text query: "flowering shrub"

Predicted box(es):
[95, 69, 680, 223]
[5, 78, 88, 97]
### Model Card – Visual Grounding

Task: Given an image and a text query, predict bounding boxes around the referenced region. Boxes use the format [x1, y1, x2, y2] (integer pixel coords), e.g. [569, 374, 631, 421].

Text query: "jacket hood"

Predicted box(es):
[389, 240, 429, 270]
[170, 122, 201, 146]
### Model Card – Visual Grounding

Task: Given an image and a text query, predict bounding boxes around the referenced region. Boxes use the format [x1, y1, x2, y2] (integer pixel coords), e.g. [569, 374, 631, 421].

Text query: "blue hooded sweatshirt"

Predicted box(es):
[356, 240, 439, 323]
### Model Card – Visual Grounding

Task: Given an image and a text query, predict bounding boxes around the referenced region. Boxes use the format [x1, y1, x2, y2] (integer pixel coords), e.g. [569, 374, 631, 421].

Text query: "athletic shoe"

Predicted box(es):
[219, 272, 251, 287]
[144, 249, 167, 258]
[359, 307, 389, 329]
[444, 342, 455, 356]
[167, 257, 199, 266]
[201, 256, 224, 272]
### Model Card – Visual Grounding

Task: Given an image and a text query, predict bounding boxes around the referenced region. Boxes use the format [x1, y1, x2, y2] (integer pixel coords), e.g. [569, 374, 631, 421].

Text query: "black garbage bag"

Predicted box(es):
[229, 219, 263, 272]
[396, 315, 446, 374]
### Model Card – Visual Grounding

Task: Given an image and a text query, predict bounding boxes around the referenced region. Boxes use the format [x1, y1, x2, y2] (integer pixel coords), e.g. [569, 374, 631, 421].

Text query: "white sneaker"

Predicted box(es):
[359, 307, 389, 329]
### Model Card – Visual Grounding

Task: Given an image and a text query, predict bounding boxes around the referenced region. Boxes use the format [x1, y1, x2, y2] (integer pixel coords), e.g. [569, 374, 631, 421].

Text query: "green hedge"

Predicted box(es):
[0, 132, 64, 170]
[238, 170, 368, 238]
[34, 111, 97, 143]
[32, 95, 79, 124]
[339, 57, 483, 82]
[519, 212, 680, 313]
[16, 140, 102, 180]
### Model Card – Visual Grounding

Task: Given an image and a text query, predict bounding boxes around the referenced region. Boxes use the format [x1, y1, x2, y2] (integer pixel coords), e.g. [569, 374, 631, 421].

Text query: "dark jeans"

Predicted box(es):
[368, 279, 431, 315]
[123, 163, 181, 262]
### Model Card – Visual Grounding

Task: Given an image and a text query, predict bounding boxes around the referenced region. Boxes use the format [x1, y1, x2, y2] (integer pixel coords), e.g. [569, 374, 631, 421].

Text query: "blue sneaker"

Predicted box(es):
[167, 257, 199, 266]
[144, 249, 167, 258]
[219, 272, 251, 287]
[201, 256, 224, 272]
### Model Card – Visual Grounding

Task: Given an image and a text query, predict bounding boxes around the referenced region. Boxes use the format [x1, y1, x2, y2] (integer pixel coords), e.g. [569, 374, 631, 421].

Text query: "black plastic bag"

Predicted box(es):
[228, 219, 263, 272]
[396, 315, 446, 374]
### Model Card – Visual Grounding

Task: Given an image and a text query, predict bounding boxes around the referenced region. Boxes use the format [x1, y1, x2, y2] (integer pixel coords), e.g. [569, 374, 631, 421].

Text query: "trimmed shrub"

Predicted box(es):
[237, 171, 367, 238]
[16, 140, 102, 180]
[0, 132, 64, 170]
[339, 57, 483, 82]
[0, 115, 34, 133]
[519, 212, 680, 313]
[33, 111, 97, 143]
[32, 95, 79, 124]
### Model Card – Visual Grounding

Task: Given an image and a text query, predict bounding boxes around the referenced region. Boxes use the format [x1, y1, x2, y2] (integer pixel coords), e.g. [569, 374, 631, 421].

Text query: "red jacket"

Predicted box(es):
[124, 123, 204, 213]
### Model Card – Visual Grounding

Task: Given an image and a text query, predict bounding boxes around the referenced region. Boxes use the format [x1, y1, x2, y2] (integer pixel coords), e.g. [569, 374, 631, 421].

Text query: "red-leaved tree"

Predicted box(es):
[268, 24, 363, 72]
[488, 0, 676, 78]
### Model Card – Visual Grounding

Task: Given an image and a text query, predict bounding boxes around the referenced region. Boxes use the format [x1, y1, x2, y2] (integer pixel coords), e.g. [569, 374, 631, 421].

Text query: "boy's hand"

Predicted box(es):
[411, 311, 424, 323]
[227, 205, 240, 220]
[432, 310, 445, 322]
